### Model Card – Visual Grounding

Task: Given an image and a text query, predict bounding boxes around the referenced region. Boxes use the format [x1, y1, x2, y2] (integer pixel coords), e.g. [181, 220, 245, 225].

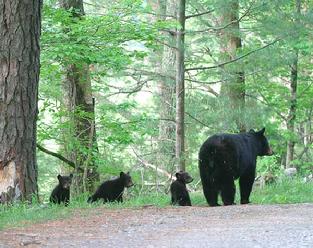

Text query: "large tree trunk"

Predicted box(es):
[219, 0, 246, 132]
[285, 0, 301, 169]
[60, 0, 99, 194]
[0, 0, 42, 203]
[175, 0, 186, 171]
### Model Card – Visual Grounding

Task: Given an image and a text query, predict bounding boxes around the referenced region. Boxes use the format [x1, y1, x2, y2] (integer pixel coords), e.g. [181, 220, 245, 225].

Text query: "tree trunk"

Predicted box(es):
[175, 0, 186, 171]
[0, 0, 42, 203]
[285, 52, 298, 168]
[149, 0, 177, 176]
[285, 0, 300, 169]
[219, 0, 246, 132]
[60, 0, 99, 194]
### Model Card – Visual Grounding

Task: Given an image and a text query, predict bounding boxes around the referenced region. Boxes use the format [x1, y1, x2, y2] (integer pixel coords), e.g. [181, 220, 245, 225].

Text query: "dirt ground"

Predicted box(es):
[1, 203, 313, 248]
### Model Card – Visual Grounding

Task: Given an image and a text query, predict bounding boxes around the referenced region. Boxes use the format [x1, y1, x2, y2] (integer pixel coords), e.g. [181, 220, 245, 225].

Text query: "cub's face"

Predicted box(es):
[120, 172, 134, 188]
[176, 171, 193, 184]
[57, 174, 73, 189]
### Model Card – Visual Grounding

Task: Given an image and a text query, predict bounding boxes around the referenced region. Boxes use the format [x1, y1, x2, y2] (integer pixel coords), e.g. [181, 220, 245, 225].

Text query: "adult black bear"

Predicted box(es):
[50, 174, 73, 206]
[199, 128, 273, 206]
[88, 171, 134, 203]
[170, 171, 193, 206]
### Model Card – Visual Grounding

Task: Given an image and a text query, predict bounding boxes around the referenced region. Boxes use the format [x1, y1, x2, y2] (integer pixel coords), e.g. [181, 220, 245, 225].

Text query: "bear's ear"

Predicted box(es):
[120, 172, 125, 177]
[249, 129, 255, 133]
[126, 171, 130, 175]
[256, 127, 265, 135]
[57, 174, 62, 180]
[69, 173, 73, 178]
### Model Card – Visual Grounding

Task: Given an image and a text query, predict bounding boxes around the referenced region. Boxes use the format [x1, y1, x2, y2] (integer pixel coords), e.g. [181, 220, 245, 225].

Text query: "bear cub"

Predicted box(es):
[88, 171, 134, 203]
[170, 171, 193, 206]
[50, 174, 73, 206]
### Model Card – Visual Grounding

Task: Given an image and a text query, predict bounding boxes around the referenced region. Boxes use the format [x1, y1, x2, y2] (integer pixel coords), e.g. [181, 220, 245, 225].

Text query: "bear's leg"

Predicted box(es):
[221, 180, 236, 205]
[203, 184, 219, 206]
[184, 192, 192, 206]
[171, 196, 175, 205]
[200, 164, 219, 206]
[179, 192, 191, 206]
[64, 191, 70, 206]
[239, 172, 255, 204]
[117, 195, 123, 203]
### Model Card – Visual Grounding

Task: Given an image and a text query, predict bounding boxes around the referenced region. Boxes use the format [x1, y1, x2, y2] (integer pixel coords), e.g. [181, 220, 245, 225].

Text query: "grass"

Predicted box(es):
[251, 177, 313, 204]
[1, 178, 313, 231]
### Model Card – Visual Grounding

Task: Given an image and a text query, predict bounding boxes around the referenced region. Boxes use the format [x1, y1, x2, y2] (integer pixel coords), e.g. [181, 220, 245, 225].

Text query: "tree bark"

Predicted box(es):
[60, 0, 99, 193]
[0, 0, 42, 203]
[149, 0, 177, 175]
[219, 0, 246, 132]
[285, 0, 300, 169]
[175, 0, 186, 171]
[285, 53, 298, 168]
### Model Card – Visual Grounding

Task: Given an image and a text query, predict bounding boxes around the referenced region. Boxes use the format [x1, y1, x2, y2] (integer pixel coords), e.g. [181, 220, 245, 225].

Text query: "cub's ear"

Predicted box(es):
[249, 129, 255, 133]
[127, 171, 130, 175]
[69, 173, 73, 178]
[257, 127, 266, 135]
[120, 171, 125, 177]
[57, 174, 62, 180]
[175, 172, 182, 179]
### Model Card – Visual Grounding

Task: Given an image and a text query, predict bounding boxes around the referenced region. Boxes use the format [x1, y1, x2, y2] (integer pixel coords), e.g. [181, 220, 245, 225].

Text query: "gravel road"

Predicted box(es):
[1, 203, 313, 247]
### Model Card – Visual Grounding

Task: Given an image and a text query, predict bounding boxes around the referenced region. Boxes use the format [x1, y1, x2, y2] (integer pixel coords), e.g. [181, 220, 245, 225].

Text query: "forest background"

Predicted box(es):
[1, 0, 313, 208]
[33, 0, 313, 199]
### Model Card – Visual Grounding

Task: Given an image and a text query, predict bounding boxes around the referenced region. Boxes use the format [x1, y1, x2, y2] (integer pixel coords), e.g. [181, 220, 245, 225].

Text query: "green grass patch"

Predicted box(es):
[1, 178, 313, 231]
[251, 177, 313, 204]
[0, 193, 170, 231]
[0, 203, 74, 230]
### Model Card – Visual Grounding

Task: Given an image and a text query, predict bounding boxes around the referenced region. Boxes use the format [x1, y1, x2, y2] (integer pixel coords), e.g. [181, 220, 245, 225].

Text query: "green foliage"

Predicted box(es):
[256, 155, 281, 176]
[41, 3, 154, 67]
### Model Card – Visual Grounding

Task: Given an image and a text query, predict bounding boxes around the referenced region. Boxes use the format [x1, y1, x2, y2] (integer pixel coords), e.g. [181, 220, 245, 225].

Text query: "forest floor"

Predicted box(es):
[1, 203, 313, 248]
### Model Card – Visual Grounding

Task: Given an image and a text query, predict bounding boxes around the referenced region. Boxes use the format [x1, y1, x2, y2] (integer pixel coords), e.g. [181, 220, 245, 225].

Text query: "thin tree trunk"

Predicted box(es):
[285, 52, 298, 168]
[175, 0, 186, 171]
[60, 0, 99, 193]
[219, 0, 246, 132]
[285, 0, 300, 169]
[0, 0, 42, 203]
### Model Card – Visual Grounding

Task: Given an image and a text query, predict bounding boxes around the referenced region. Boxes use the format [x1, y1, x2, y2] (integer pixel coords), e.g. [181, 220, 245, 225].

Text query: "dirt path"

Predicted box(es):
[1, 203, 313, 248]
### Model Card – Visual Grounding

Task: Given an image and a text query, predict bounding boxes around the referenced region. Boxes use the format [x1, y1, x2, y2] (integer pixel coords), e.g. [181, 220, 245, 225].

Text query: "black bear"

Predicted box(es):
[170, 171, 193, 206]
[50, 174, 73, 206]
[199, 128, 273, 206]
[88, 171, 134, 203]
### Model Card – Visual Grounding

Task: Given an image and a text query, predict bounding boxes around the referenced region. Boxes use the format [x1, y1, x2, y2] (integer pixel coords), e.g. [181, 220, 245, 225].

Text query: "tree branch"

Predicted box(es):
[36, 144, 83, 172]
[185, 112, 211, 128]
[187, 3, 253, 34]
[186, 9, 215, 20]
[131, 147, 173, 180]
[245, 93, 287, 121]
[185, 38, 281, 72]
